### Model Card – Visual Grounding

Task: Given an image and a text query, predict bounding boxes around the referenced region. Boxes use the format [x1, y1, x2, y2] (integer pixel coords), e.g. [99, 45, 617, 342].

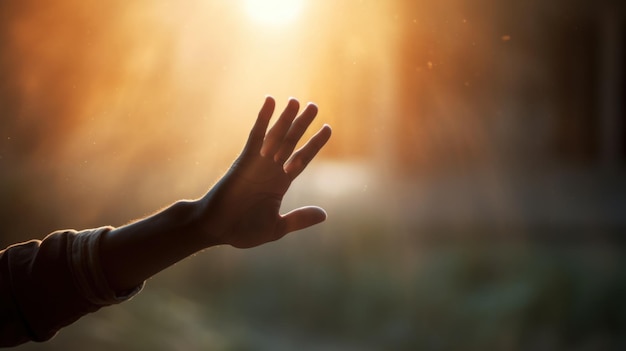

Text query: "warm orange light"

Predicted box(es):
[243, 0, 305, 26]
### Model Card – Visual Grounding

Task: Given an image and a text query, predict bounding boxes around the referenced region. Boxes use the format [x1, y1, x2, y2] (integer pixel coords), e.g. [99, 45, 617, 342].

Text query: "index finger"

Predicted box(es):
[243, 96, 276, 155]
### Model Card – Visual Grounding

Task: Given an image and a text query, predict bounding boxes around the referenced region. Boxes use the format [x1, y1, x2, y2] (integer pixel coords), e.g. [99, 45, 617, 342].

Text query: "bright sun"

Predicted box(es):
[243, 0, 305, 26]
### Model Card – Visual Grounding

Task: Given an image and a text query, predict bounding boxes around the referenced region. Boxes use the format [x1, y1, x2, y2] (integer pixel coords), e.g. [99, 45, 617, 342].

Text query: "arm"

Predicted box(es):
[100, 96, 332, 291]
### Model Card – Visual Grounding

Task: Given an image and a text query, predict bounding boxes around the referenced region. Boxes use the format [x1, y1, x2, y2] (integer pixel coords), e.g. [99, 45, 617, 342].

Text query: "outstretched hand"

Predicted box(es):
[198, 96, 332, 248]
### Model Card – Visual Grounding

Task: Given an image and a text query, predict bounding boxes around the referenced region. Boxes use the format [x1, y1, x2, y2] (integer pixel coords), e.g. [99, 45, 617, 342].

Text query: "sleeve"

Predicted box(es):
[0, 227, 144, 347]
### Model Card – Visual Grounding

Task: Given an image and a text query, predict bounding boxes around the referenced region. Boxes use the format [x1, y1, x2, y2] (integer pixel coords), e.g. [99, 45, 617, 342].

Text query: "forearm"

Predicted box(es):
[99, 199, 214, 292]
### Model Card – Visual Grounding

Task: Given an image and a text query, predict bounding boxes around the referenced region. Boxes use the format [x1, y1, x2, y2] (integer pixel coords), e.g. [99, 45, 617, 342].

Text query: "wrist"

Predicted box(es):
[164, 199, 217, 249]
[184, 193, 230, 249]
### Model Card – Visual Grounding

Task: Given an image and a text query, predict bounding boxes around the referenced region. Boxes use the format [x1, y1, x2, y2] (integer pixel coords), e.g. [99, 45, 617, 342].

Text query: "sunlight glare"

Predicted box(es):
[243, 0, 305, 26]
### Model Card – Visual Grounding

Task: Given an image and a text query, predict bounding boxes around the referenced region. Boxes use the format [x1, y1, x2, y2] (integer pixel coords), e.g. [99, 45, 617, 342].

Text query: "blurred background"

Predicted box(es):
[1, 0, 625, 349]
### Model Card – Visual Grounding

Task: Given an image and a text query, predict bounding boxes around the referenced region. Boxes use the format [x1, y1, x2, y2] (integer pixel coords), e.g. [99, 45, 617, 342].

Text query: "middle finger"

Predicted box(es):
[260, 98, 300, 158]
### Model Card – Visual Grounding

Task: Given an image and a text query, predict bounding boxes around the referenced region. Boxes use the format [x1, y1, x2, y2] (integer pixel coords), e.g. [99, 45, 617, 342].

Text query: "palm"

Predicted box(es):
[202, 97, 331, 248]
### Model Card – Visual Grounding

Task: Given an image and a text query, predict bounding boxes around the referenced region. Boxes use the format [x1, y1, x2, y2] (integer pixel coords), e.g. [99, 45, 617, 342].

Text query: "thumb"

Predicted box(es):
[278, 206, 327, 236]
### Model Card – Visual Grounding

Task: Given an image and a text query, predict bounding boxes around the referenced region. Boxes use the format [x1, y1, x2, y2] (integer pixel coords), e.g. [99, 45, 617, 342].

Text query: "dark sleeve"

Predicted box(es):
[0, 228, 143, 347]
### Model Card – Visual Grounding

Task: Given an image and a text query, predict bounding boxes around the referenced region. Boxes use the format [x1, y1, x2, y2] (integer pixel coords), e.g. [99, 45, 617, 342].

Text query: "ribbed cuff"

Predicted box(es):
[68, 227, 144, 306]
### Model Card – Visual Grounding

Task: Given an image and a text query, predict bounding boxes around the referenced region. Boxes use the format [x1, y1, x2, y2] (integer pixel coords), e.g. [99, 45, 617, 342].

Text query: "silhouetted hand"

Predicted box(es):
[100, 96, 331, 291]
[198, 96, 332, 248]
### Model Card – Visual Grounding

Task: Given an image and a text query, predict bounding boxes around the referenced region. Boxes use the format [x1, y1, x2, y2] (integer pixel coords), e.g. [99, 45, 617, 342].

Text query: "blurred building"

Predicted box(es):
[389, 0, 625, 174]
[306, 0, 626, 230]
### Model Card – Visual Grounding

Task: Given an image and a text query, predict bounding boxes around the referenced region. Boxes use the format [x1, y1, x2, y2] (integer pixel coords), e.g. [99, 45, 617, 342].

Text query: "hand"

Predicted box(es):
[198, 96, 332, 248]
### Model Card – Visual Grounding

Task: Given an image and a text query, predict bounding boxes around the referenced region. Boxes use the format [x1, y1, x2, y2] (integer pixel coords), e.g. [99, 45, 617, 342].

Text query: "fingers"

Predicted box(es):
[260, 98, 300, 158]
[274, 103, 318, 164]
[247, 97, 330, 169]
[284, 124, 332, 179]
[244, 96, 275, 154]
[278, 206, 327, 236]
